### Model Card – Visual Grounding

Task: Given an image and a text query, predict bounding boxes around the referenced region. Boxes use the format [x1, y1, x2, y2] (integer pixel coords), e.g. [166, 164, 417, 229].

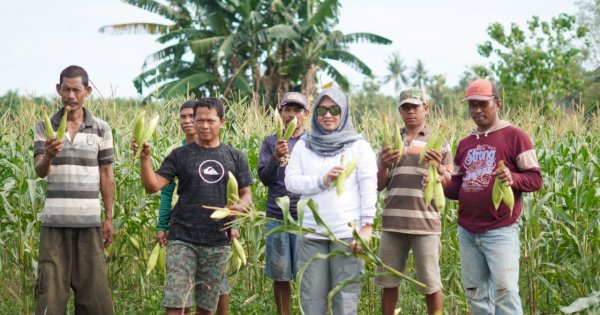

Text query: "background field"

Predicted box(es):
[0, 96, 598, 314]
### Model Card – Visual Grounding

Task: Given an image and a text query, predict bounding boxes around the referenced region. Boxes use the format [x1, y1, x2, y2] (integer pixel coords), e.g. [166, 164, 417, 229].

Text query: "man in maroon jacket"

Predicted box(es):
[442, 79, 543, 315]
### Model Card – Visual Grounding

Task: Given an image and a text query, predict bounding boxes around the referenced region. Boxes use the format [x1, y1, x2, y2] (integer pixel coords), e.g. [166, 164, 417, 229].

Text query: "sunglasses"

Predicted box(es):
[316, 105, 342, 117]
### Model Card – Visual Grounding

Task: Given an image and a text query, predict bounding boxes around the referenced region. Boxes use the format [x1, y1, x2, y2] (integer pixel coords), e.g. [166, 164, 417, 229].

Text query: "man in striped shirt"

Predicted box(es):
[33, 65, 115, 314]
[375, 87, 452, 315]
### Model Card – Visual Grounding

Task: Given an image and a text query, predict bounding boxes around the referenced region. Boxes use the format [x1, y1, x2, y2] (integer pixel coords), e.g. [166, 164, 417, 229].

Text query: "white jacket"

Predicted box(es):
[284, 138, 378, 240]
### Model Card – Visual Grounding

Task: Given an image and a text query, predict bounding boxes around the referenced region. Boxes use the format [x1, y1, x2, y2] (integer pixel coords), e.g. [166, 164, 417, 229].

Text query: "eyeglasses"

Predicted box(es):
[316, 105, 342, 117]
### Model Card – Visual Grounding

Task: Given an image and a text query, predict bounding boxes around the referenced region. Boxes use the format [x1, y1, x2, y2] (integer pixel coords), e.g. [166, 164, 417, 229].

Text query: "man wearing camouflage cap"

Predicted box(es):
[375, 87, 452, 315]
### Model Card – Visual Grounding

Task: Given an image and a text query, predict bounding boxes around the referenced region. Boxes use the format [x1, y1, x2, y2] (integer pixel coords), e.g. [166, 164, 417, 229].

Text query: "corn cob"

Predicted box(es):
[42, 106, 56, 138]
[157, 245, 166, 272]
[492, 176, 502, 210]
[210, 207, 231, 220]
[128, 235, 140, 251]
[419, 132, 435, 164]
[282, 116, 297, 140]
[433, 178, 445, 213]
[133, 111, 145, 144]
[336, 155, 346, 196]
[424, 163, 436, 205]
[419, 129, 445, 164]
[134, 114, 160, 159]
[55, 107, 70, 141]
[423, 161, 446, 212]
[146, 243, 161, 276]
[231, 238, 247, 265]
[227, 171, 239, 206]
[274, 109, 284, 139]
[382, 118, 392, 148]
[228, 251, 242, 273]
[492, 160, 515, 216]
[393, 122, 404, 154]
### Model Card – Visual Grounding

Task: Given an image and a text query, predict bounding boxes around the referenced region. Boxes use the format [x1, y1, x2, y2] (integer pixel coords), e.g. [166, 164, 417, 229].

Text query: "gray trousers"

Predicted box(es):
[297, 237, 364, 315]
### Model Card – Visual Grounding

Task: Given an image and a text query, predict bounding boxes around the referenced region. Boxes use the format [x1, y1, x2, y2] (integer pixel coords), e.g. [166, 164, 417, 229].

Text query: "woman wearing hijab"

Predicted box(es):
[284, 87, 378, 315]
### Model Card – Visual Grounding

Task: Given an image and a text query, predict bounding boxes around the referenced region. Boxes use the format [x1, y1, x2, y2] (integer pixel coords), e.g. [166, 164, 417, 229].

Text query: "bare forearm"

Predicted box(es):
[99, 166, 114, 221]
[100, 177, 114, 221]
[376, 167, 390, 191]
[140, 157, 167, 193]
[35, 155, 52, 178]
[239, 187, 253, 209]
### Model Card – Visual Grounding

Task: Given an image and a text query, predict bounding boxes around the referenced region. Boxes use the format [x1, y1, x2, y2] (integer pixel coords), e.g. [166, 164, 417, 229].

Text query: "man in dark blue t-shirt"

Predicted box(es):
[258, 92, 309, 315]
[134, 98, 253, 315]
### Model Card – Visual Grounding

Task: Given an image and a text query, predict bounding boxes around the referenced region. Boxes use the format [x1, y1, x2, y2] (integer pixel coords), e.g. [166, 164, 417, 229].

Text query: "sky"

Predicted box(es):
[0, 0, 579, 99]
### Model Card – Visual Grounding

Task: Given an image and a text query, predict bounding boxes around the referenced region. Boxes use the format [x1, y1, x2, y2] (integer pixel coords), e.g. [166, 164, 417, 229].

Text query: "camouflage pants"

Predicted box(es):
[162, 240, 229, 312]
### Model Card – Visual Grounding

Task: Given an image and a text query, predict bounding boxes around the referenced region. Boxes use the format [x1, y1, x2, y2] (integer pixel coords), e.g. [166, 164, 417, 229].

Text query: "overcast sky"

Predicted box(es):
[0, 0, 578, 98]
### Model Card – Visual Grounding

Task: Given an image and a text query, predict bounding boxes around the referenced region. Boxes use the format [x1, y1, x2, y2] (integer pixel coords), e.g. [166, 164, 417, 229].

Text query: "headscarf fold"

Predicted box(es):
[304, 87, 364, 157]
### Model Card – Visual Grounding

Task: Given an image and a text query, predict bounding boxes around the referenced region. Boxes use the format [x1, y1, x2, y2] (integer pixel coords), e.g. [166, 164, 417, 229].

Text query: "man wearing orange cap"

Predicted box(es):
[440, 79, 543, 314]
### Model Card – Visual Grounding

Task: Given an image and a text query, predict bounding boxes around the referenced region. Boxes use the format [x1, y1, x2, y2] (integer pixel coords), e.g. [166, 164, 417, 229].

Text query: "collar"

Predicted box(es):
[401, 126, 428, 137]
[50, 107, 94, 127]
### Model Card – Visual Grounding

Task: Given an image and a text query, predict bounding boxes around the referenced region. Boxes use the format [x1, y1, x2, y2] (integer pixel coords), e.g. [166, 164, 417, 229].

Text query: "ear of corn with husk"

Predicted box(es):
[55, 107, 70, 141]
[393, 122, 404, 154]
[333, 155, 359, 196]
[134, 113, 160, 159]
[419, 130, 445, 164]
[424, 161, 445, 213]
[133, 111, 145, 144]
[382, 118, 392, 148]
[274, 109, 284, 139]
[231, 238, 247, 266]
[157, 245, 166, 273]
[492, 160, 515, 216]
[227, 171, 239, 206]
[282, 116, 297, 140]
[42, 106, 55, 138]
[210, 207, 231, 220]
[146, 243, 161, 276]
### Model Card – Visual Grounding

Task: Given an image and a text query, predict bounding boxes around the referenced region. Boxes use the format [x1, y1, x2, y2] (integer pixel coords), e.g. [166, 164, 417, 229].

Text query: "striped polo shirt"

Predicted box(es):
[33, 107, 114, 227]
[381, 127, 453, 235]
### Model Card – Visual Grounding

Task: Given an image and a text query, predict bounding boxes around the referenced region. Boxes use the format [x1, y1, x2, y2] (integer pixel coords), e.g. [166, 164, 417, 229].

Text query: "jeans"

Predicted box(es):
[265, 220, 298, 281]
[458, 224, 522, 315]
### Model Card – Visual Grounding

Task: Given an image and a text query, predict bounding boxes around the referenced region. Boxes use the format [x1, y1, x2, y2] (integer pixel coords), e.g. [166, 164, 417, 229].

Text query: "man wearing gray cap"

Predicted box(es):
[258, 92, 309, 315]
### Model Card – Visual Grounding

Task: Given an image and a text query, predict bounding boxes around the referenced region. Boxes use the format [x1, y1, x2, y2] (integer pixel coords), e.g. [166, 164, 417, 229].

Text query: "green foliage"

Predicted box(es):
[577, 0, 600, 63]
[99, 0, 391, 104]
[478, 14, 589, 110]
[1, 96, 599, 314]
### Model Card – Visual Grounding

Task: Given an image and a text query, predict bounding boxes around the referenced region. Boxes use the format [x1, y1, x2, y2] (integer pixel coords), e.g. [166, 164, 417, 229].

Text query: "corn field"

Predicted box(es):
[0, 96, 598, 314]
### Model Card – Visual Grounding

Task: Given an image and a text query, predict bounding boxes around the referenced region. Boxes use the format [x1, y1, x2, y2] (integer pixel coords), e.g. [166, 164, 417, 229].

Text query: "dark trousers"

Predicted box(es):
[35, 226, 115, 315]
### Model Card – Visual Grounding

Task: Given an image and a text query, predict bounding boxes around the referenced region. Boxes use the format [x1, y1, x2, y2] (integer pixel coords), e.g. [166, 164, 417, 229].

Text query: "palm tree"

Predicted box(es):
[410, 59, 429, 90]
[383, 52, 408, 94]
[427, 74, 448, 107]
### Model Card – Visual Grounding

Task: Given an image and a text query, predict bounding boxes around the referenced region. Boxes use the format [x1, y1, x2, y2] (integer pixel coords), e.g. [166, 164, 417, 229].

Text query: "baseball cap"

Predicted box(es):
[281, 92, 309, 110]
[399, 87, 426, 106]
[464, 79, 499, 101]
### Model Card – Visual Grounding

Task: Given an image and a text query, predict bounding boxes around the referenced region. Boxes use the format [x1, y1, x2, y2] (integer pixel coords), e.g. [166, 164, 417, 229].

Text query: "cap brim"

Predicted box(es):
[463, 95, 495, 102]
[281, 101, 308, 110]
[399, 98, 424, 106]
